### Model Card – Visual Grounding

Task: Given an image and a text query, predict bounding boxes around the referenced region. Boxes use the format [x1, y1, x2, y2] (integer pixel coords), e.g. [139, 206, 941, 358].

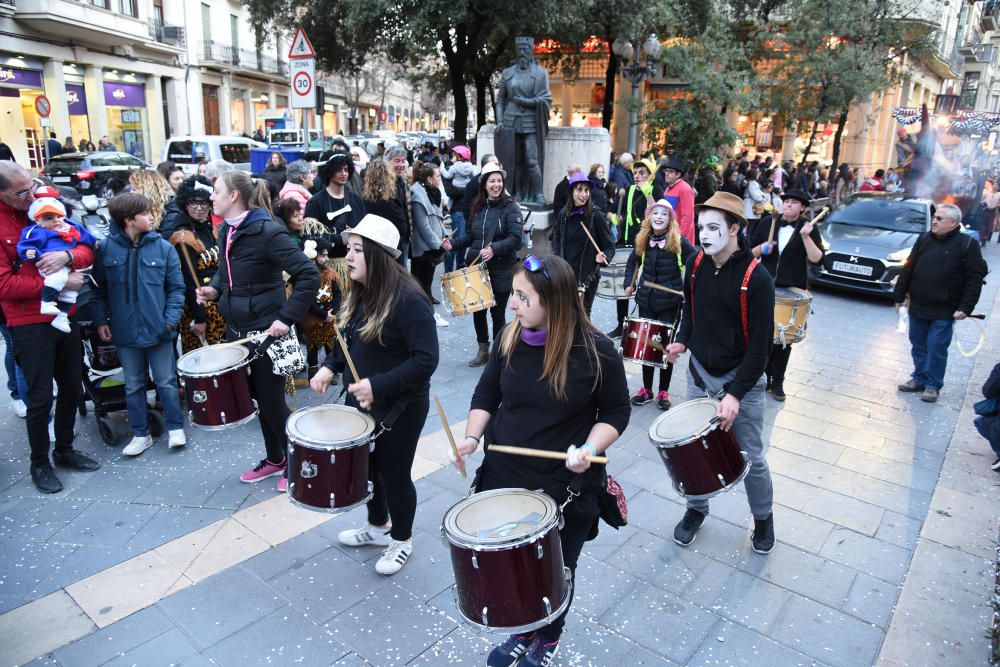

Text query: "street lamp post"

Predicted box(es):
[611, 35, 662, 154]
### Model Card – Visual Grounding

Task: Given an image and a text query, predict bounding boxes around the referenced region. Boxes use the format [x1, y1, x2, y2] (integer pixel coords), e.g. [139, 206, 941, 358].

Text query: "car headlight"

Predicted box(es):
[886, 247, 911, 263]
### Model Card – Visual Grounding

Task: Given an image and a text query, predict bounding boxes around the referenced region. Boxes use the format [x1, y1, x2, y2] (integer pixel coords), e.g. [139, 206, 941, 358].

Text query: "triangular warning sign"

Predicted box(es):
[288, 27, 316, 59]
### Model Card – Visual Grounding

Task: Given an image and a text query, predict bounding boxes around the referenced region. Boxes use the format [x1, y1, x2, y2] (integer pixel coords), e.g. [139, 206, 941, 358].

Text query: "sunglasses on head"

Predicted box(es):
[523, 255, 549, 280]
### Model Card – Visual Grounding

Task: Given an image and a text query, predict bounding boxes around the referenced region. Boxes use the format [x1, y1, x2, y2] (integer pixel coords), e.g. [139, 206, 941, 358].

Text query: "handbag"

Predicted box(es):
[975, 397, 1000, 417]
[248, 326, 306, 376]
[598, 472, 628, 528]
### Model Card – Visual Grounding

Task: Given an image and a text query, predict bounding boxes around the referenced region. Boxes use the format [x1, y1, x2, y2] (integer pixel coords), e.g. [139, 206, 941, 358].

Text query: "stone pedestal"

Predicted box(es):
[476, 125, 611, 230]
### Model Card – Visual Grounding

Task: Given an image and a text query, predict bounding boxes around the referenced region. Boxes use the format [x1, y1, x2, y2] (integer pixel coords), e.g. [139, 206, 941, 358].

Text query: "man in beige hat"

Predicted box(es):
[666, 191, 777, 554]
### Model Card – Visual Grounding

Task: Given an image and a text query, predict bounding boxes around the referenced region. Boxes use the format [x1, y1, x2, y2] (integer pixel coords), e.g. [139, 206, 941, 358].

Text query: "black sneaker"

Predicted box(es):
[30, 463, 63, 494]
[655, 391, 671, 410]
[673, 508, 705, 546]
[752, 514, 775, 554]
[52, 449, 101, 472]
[487, 633, 535, 667]
[606, 325, 623, 339]
[630, 387, 653, 406]
[522, 636, 559, 667]
[771, 382, 786, 402]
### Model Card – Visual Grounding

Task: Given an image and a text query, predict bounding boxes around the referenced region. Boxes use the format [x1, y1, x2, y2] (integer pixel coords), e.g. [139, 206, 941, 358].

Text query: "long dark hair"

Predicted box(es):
[338, 237, 428, 344]
[562, 182, 593, 219]
[472, 171, 513, 216]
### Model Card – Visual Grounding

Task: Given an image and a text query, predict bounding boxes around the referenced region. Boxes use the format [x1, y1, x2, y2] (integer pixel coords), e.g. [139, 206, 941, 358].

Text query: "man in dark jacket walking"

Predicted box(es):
[894, 203, 986, 402]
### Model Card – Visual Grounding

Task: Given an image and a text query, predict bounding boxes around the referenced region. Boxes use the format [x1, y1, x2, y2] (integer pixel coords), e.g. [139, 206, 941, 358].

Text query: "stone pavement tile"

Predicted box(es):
[62, 462, 162, 503]
[611, 525, 716, 595]
[66, 550, 192, 629]
[624, 489, 688, 536]
[584, 521, 638, 561]
[769, 473, 820, 512]
[331, 654, 375, 666]
[780, 400, 868, 431]
[860, 418, 919, 447]
[409, 487, 466, 540]
[683, 562, 792, 634]
[49, 499, 158, 548]
[205, 604, 349, 666]
[0, 495, 93, 542]
[325, 585, 458, 665]
[770, 504, 835, 554]
[680, 514, 754, 561]
[387, 529, 456, 603]
[801, 487, 884, 536]
[598, 585, 718, 664]
[921, 505, 995, 560]
[688, 619, 826, 667]
[199, 472, 256, 510]
[168, 516, 270, 582]
[313, 505, 385, 564]
[559, 612, 679, 666]
[131, 469, 234, 507]
[604, 446, 643, 478]
[834, 448, 939, 494]
[240, 530, 334, 582]
[732, 543, 858, 610]
[267, 544, 393, 624]
[874, 510, 923, 550]
[767, 448, 861, 497]
[126, 505, 230, 554]
[573, 553, 644, 620]
[818, 423, 887, 455]
[818, 527, 912, 585]
[405, 625, 493, 665]
[849, 476, 932, 520]
[769, 428, 846, 464]
[613, 455, 678, 501]
[411, 453, 445, 480]
[0, 539, 77, 600]
[424, 458, 480, 496]
[840, 571, 900, 629]
[101, 628, 213, 667]
[906, 537, 992, 596]
[929, 484, 1000, 527]
[37, 544, 142, 595]
[156, 567, 286, 649]
[769, 596, 883, 667]
[3, 460, 101, 498]
[870, 438, 945, 471]
[52, 606, 175, 667]
[233, 494, 333, 547]
[1, 590, 96, 667]
[0, 594, 27, 615]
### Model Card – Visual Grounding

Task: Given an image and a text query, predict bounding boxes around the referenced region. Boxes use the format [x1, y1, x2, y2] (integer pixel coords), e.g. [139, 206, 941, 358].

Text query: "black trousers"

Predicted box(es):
[366, 396, 428, 541]
[11, 322, 82, 465]
[615, 298, 628, 330]
[580, 274, 599, 318]
[638, 304, 679, 393]
[536, 504, 594, 641]
[766, 343, 793, 384]
[410, 254, 438, 300]
[234, 332, 291, 463]
[473, 289, 509, 344]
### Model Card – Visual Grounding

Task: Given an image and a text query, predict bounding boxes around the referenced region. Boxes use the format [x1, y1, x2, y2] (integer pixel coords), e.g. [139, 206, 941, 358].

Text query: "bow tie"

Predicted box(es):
[650, 238, 666, 249]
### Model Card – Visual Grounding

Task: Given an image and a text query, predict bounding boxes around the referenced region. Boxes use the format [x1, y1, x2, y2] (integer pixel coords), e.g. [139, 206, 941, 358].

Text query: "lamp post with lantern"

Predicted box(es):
[611, 34, 662, 154]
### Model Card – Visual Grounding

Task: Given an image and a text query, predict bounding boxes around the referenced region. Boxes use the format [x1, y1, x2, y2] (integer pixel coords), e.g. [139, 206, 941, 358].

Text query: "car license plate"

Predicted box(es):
[832, 260, 873, 277]
[51, 176, 70, 183]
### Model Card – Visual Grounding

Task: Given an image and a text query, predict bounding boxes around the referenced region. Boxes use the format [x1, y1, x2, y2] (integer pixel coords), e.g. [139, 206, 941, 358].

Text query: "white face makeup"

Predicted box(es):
[650, 206, 671, 230]
[698, 209, 730, 256]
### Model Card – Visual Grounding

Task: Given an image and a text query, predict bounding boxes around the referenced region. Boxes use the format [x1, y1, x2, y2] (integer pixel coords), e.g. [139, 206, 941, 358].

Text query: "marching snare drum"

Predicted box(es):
[620, 317, 675, 368]
[442, 489, 572, 633]
[176, 344, 257, 429]
[286, 404, 376, 513]
[596, 250, 631, 300]
[441, 264, 496, 316]
[773, 287, 812, 346]
[648, 398, 749, 499]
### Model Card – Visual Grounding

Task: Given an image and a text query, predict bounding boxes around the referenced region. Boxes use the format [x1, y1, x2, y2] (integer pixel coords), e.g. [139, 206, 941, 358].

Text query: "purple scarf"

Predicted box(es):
[520, 327, 548, 347]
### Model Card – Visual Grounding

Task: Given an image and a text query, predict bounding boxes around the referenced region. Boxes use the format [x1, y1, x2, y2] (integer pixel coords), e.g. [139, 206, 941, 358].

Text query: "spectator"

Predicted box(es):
[279, 160, 314, 215]
[409, 162, 452, 324]
[77, 138, 95, 153]
[0, 161, 99, 494]
[306, 152, 366, 256]
[156, 161, 185, 192]
[611, 152, 634, 192]
[61, 137, 75, 153]
[974, 361, 1000, 471]
[273, 198, 305, 245]
[661, 156, 696, 243]
[858, 169, 885, 192]
[588, 163, 609, 213]
[552, 163, 581, 215]
[45, 133, 62, 159]
[196, 159, 208, 177]
[97, 135, 116, 151]
[128, 170, 175, 229]
[379, 145, 412, 265]
[93, 192, 186, 456]
[263, 152, 287, 191]
[0, 137, 15, 162]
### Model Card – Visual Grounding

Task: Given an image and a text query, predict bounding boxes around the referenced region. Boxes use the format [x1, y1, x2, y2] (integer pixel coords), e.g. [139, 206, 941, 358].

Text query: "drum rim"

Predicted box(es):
[177, 344, 250, 377]
[442, 488, 560, 551]
[623, 316, 674, 328]
[286, 404, 376, 449]
[647, 398, 721, 447]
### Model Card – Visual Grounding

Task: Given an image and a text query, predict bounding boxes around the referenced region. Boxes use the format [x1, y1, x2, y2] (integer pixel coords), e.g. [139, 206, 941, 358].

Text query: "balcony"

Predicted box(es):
[199, 41, 287, 79]
[200, 40, 239, 67]
[14, 0, 160, 47]
[148, 17, 185, 47]
[982, 0, 1000, 32]
[0, 0, 14, 18]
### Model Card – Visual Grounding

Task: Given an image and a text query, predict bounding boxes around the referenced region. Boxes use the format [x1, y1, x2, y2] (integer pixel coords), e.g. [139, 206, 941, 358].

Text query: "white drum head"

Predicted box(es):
[287, 404, 375, 449]
[177, 345, 249, 376]
[649, 398, 719, 446]
[444, 489, 557, 548]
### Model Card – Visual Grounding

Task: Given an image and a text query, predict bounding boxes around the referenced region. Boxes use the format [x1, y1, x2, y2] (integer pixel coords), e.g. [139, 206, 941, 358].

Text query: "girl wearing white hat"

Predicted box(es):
[310, 214, 439, 575]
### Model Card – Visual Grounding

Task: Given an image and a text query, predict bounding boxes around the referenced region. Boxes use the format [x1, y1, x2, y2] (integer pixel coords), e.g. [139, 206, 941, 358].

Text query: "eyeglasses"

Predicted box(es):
[523, 255, 550, 280]
[932, 215, 953, 222]
[187, 201, 211, 209]
[5, 187, 32, 199]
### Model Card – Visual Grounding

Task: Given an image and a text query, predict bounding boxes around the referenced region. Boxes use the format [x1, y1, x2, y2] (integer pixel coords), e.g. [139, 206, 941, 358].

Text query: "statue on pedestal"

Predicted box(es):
[495, 36, 552, 204]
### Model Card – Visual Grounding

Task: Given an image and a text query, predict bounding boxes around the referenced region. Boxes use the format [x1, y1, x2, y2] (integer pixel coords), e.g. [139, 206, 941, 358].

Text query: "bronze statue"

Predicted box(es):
[495, 36, 552, 204]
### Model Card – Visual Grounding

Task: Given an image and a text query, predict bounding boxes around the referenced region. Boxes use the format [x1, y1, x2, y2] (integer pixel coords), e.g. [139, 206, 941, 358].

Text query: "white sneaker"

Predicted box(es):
[168, 429, 186, 448]
[51, 313, 70, 333]
[123, 435, 153, 456]
[375, 538, 412, 575]
[40, 301, 60, 315]
[338, 523, 392, 547]
[11, 399, 26, 418]
[434, 312, 449, 328]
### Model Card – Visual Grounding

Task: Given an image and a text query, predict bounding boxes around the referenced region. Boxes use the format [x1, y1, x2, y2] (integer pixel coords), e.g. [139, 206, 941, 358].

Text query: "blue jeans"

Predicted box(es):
[117, 341, 184, 436]
[0, 323, 27, 401]
[908, 315, 954, 390]
[444, 212, 466, 273]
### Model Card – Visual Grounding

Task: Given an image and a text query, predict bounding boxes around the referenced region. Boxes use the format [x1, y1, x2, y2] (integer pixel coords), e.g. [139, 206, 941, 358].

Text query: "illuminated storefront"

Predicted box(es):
[0, 65, 46, 168]
[103, 81, 149, 159]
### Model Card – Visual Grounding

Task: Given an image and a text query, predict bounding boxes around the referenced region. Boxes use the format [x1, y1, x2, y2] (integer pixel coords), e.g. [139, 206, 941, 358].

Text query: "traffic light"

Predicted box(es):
[316, 85, 325, 114]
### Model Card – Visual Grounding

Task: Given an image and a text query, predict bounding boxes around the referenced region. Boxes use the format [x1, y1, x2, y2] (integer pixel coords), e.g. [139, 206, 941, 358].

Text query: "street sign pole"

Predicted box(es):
[35, 95, 52, 164]
[288, 26, 317, 149]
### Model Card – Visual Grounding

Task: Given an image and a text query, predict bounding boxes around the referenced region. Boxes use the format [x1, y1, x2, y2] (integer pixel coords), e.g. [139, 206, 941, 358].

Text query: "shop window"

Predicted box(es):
[219, 143, 251, 163]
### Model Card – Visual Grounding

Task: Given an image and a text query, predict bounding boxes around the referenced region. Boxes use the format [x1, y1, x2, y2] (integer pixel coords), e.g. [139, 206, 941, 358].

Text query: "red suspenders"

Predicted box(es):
[689, 251, 759, 348]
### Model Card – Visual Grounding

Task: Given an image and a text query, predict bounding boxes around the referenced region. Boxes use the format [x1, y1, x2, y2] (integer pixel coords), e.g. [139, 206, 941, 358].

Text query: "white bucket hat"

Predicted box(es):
[480, 162, 506, 180]
[341, 214, 401, 258]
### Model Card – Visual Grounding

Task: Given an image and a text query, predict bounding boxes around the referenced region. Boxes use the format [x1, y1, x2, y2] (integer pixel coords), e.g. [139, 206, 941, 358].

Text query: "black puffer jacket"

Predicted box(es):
[451, 196, 523, 292]
[209, 207, 320, 332]
[624, 235, 697, 313]
[552, 208, 615, 285]
[893, 227, 986, 319]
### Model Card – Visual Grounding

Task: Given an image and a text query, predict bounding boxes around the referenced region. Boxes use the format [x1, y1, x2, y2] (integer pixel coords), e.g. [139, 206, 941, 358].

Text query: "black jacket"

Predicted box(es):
[209, 207, 320, 332]
[676, 234, 775, 400]
[747, 214, 824, 289]
[451, 197, 523, 292]
[552, 177, 570, 215]
[461, 175, 481, 221]
[304, 189, 367, 258]
[364, 177, 410, 246]
[618, 183, 664, 246]
[590, 177, 609, 213]
[624, 235, 697, 313]
[552, 208, 615, 286]
[893, 227, 986, 319]
[160, 211, 219, 324]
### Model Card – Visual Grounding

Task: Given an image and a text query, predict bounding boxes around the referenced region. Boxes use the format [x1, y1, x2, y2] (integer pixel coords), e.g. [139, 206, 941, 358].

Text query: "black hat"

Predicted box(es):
[663, 156, 685, 174]
[318, 151, 352, 185]
[175, 175, 213, 210]
[782, 188, 811, 206]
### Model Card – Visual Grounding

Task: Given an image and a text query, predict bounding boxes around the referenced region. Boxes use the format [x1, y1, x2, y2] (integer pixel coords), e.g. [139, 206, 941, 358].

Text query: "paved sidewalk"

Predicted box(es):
[1, 244, 999, 666]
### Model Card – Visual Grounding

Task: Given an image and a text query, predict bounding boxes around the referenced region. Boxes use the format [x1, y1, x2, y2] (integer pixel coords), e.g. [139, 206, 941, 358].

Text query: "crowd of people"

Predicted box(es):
[0, 127, 993, 666]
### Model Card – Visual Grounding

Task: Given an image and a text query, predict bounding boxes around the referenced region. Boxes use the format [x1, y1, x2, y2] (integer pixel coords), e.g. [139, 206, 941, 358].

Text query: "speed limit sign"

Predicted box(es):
[289, 58, 316, 109]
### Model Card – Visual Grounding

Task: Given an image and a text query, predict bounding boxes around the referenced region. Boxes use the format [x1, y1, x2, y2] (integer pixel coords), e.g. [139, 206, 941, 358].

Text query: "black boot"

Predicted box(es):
[468, 342, 490, 367]
[771, 381, 786, 402]
[752, 514, 775, 554]
[30, 463, 63, 494]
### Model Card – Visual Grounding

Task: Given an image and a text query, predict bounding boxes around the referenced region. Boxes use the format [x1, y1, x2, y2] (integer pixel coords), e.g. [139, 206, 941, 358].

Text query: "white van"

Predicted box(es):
[161, 135, 264, 174]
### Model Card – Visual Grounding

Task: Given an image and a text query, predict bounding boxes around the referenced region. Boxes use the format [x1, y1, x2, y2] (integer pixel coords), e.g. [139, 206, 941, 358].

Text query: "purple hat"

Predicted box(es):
[567, 171, 591, 188]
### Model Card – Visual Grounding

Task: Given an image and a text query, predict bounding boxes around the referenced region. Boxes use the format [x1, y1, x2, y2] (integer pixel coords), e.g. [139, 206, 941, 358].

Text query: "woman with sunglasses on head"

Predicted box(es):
[450, 163, 523, 367]
[452, 254, 630, 667]
[161, 175, 225, 354]
[310, 214, 439, 575]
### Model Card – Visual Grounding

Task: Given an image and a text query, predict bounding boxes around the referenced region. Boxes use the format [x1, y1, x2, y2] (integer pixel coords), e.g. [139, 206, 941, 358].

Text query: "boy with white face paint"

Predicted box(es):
[665, 191, 777, 554]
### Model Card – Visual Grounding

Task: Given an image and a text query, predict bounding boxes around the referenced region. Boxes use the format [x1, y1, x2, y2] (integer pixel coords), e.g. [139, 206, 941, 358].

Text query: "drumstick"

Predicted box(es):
[332, 321, 361, 384]
[644, 281, 685, 298]
[224, 331, 269, 346]
[467, 248, 485, 268]
[488, 444, 609, 465]
[433, 396, 466, 477]
[177, 236, 201, 286]
[577, 220, 605, 260]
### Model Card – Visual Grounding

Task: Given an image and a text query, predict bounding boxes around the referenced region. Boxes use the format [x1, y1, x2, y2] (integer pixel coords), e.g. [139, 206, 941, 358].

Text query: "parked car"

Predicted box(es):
[160, 135, 264, 174]
[42, 152, 151, 199]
